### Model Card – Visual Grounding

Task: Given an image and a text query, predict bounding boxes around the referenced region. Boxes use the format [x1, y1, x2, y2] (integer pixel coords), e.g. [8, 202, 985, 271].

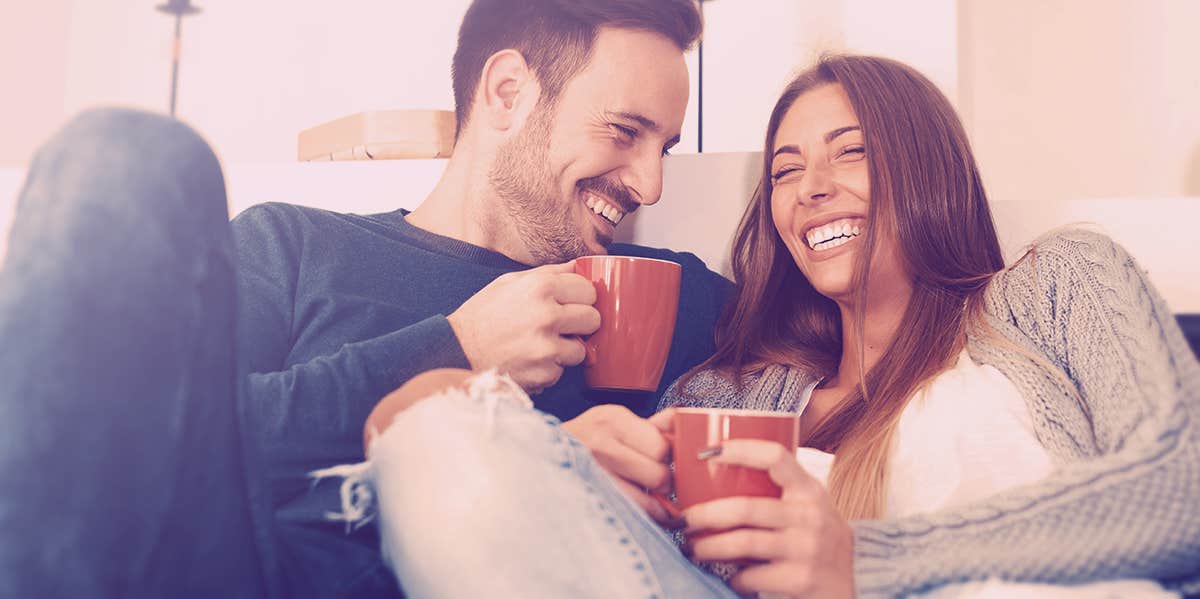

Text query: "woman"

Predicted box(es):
[344, 55, 1200, 598]
[652, 53, 1200, 597]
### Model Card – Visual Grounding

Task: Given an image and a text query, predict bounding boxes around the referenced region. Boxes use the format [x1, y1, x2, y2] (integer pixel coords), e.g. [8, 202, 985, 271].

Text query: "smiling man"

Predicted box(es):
[230, 0, 731, 596]
[0, 1, 728, 597]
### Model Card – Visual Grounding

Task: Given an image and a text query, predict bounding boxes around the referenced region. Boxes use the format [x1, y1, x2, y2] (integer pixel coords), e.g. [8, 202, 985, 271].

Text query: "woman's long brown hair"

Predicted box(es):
[697, 55, 1005, 519]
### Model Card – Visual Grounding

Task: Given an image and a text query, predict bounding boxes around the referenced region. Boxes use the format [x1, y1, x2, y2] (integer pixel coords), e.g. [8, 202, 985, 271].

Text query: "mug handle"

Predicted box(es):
[650, 426, 684, 520]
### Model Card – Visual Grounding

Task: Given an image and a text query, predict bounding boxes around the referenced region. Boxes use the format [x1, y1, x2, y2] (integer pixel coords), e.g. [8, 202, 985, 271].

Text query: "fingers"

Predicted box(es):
[612, 477, 674, 525]
[565, 406, 672, 491]
[709, 439, 817, 494]
[681, 496, 793, 534]
[516, 366, 563, 395]
[647, 407, 675, 434]
[689, 527, 783, 563]
[555, 303, 601, 336]
[551, 335, 586, 367]
[613, 415, 672, 465]
[727, 561, 808, 597]
[593, 440, 671, 493]
[549, 271, 597, 306]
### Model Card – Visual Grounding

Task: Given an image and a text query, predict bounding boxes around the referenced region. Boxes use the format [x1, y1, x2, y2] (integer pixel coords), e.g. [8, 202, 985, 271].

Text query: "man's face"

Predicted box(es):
[489, 27, 690, 264]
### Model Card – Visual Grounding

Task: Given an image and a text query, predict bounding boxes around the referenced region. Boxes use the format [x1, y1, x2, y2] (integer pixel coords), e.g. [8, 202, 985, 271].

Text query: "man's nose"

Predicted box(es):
[622, 149, 665, 207]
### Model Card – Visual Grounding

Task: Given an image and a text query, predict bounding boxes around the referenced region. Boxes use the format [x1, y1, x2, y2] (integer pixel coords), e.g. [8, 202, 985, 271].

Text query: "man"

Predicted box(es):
[0, 1, 726, 597]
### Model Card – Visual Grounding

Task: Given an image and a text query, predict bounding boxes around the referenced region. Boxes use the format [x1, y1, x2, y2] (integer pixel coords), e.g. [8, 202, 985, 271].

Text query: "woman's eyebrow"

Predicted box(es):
[825, 125, 861, 143]
[772, 125, 863, 158]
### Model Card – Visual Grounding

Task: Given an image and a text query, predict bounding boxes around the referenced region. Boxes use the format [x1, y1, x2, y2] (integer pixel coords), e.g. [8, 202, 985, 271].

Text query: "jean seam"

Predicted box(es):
[549, 419, 666, 599]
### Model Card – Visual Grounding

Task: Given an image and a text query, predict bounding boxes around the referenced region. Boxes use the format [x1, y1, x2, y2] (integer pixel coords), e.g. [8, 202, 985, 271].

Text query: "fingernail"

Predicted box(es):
[665, 515, 688, 530]
[696, 446, 723, 460]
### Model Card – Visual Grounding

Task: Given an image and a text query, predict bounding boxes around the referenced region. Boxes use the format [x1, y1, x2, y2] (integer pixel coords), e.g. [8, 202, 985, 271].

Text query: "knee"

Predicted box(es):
[364, 368, 474, 452]
[26, 107, 228, 243]
[54, 108, 214, 170]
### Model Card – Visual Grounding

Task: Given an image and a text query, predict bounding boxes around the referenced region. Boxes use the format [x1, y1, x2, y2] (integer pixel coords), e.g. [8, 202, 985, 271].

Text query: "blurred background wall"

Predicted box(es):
[1, 1, 1198, 315]
[4, 0, 1197, 201]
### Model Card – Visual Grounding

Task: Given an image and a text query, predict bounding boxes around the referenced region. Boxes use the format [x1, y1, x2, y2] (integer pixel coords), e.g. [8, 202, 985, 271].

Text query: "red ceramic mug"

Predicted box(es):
[574, 256, 681, 391]
[671, 408, 801, 510]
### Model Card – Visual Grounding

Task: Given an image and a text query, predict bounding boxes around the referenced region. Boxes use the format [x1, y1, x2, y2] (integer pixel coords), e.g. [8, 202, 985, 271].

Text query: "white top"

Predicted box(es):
[793, 349, 1177, 599]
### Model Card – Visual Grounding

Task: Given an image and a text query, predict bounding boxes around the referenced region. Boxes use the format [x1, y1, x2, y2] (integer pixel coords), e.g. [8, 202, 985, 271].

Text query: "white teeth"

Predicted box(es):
[585, 192, 624, 226]
[804, 217, 865, 251]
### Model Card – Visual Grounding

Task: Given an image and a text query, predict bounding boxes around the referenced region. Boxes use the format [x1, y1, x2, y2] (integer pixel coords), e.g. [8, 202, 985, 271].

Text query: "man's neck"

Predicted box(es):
[407, 146, 515, 258]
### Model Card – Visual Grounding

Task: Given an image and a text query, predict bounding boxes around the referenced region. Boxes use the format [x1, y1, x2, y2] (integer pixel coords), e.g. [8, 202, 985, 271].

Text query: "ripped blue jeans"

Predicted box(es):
[319, 372, 738, 598]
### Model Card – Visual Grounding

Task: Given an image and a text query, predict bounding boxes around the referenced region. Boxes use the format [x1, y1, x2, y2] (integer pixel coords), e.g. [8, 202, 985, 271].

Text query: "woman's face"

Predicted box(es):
[769, 83, 905, 303]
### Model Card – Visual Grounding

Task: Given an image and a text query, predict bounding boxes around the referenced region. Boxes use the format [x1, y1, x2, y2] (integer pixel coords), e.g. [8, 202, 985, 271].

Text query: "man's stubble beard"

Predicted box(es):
[488, 106, 591, 265]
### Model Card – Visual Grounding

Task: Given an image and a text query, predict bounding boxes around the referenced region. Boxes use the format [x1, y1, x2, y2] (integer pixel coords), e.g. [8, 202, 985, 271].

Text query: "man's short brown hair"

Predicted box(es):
[451, 0, 703, 138]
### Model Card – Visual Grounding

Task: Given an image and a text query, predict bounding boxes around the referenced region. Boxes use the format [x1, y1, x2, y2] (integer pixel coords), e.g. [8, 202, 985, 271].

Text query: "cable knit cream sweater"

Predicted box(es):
[659, 229, 1200, 598]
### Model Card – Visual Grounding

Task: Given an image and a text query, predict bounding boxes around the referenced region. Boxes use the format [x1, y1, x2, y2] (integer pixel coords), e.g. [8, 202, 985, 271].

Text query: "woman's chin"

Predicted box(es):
[807, 276, 855, 302]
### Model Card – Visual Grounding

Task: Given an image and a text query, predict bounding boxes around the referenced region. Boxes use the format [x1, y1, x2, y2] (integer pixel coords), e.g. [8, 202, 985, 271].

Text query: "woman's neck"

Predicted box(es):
[826, 284, 912, 393]
[802, 287, 910, 440]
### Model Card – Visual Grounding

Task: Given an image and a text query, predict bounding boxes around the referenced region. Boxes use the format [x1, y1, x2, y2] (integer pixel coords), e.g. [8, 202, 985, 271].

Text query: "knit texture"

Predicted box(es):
[659, 229, 1200, 597]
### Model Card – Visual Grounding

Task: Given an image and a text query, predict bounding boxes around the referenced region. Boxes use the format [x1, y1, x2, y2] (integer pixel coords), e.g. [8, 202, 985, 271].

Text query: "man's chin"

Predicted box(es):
[592, 235, 613, 254]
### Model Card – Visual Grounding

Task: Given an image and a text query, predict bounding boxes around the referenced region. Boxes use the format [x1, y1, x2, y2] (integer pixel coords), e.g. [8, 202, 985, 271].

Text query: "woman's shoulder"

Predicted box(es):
[658, 364, 814, 413]
[994, 227, 1137, 290]
[660, 368, 745, 411]
[986, 226, 1145, 313]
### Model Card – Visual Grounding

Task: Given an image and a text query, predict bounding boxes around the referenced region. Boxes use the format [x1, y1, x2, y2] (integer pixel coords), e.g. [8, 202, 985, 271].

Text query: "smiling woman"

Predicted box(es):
[714, 56, 1006, 521]
[664, 54, 1200, 597]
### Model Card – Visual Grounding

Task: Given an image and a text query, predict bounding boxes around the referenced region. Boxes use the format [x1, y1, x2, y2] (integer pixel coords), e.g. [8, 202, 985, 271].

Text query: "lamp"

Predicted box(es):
[156, 0, 203, 117]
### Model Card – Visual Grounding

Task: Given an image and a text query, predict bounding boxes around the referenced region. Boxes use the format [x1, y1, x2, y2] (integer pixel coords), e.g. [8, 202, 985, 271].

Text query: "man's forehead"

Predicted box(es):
[565, 28, 690, 132]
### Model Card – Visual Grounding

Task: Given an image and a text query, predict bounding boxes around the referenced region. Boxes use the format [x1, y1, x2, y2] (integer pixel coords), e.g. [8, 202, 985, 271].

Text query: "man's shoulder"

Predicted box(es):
[231, 202, 409, 250]
[230, 202, 377, 233]
[608, 243, 730, 287]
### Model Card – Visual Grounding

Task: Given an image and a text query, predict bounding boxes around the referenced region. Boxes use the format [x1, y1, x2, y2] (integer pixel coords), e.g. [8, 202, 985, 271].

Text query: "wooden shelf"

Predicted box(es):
[298, 110, 455, 161]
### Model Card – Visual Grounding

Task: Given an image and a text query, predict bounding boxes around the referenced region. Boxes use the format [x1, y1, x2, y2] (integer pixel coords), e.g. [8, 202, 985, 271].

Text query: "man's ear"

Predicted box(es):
[477, 49, 539, 132]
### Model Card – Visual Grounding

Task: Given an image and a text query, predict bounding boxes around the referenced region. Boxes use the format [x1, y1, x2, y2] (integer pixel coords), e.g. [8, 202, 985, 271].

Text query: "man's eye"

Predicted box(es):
[612, 124, 637, 143]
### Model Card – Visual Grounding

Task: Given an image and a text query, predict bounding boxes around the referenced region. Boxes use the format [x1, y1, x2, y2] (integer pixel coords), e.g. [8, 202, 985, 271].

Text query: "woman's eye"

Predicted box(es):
[772, 166, 803, 182]
[838, 145, 866, 160]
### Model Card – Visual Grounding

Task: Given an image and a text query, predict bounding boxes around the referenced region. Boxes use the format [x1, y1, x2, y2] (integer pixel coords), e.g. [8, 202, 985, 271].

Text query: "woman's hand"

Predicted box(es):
[563, 406, 680, 526]
[681, 439, 855, 599]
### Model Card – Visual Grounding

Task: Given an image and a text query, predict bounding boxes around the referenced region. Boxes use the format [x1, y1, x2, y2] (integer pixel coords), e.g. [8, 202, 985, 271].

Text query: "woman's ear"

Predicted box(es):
[477, 49, 540, 132]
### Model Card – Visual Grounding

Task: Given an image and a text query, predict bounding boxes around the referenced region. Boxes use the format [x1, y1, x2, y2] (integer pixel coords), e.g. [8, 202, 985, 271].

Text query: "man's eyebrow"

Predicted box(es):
[610, 111, 661, 133]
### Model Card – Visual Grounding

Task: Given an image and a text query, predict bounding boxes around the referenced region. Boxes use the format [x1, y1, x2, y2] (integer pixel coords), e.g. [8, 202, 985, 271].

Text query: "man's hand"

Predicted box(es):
[447, 261, 600, 394]
[564, 406, 680, 525]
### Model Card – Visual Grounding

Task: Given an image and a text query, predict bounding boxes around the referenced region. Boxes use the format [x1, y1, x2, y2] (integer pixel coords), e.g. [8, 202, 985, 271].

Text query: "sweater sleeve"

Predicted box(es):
[232, 204, 470, 450]
[852, 228, 1200, 598]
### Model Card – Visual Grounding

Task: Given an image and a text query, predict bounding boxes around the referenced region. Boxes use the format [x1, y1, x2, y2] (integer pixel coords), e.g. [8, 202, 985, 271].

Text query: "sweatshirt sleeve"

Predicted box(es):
[231, 204, 470, 452]
[852, 229, 1200, 598]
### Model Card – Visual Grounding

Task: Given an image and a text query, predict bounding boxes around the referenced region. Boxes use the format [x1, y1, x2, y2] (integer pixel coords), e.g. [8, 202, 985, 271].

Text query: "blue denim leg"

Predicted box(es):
[0, 108, 274, 598]
[363, 374, 738, 599]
